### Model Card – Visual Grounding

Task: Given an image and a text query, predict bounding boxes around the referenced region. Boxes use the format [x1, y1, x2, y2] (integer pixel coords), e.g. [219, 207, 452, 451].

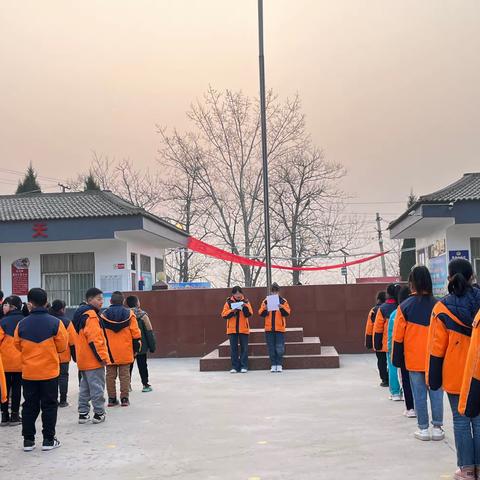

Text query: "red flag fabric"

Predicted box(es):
[187, 237, 388, 272]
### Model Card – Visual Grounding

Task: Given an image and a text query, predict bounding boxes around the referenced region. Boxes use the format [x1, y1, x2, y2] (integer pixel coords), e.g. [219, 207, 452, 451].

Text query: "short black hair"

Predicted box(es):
[271, 282, 280, 292]
[397, 286, 411, 304]
[125, 295, 139, 308]
[85, 288, 103, 300]
[27, 288, 48, 307]
[50, 299, 66, 313]
[0, 290, 3, 300]
[231, 286, 243, 294]
[409, 266, 433, 295]
[386, 283, 399, 298]
[4, 295, 23, 311]
[110, 291, 124, 305]
[376, 291, 386, 303]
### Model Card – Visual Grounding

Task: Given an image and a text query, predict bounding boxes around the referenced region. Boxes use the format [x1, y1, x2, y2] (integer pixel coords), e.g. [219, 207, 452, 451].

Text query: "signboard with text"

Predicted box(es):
[11, 258, 30, 295]
[449, 250, 470, 262]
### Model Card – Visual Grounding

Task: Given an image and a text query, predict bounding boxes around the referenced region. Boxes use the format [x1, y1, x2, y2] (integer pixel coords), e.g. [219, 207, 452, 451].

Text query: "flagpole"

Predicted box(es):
[258, 0, 272, 292]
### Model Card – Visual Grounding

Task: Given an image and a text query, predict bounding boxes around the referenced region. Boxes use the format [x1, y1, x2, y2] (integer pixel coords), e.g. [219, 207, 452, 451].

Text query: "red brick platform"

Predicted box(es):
[199, 327, 340, 371]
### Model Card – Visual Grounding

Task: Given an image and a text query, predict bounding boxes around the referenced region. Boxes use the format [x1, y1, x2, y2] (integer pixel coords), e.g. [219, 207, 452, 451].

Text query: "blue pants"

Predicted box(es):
[229, 333, 249, 371]
[265, 331, 285, 367]
[448, 393, 480, 468]
[409, 371, 444, 430]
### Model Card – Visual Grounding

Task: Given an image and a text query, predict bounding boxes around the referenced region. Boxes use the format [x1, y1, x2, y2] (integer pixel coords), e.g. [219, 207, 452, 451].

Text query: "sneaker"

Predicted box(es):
[404, 409, 417, 418]
[108, 398, 119, 407]
[230, 369, 237, 373]
[58, 401, 69, 408]
[432, 426, 445, 441]
[391, 394, 403, 402]
[454, 467, 475, 479]
[414, 428, 431, 441]
[142, 385, 153, 393]
[1, 412, 10, 426]
[78, 413, 91, 424]
[23, 439, 35, 452]
[240, 368, 248, 373]
[92, 412, 106, 424]
[121, 397, 130, 407]
[9, 412, 21, 426]
[277, 366, 283, 373]
[270, 366, 277, 373]
[380, 381, 389, 388]
[42, 438, 61, 451]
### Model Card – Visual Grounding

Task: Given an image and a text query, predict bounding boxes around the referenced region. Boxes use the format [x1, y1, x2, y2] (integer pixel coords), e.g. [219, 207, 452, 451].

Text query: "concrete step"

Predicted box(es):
[199, 346, 340, 371]
[218, 337, 321, 357]
[248, 327, 304, 343]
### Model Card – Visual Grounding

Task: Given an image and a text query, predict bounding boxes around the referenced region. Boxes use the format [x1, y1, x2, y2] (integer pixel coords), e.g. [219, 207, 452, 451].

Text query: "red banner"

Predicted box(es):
[187, 237, 388, 271]
[11, 258, 30, 295]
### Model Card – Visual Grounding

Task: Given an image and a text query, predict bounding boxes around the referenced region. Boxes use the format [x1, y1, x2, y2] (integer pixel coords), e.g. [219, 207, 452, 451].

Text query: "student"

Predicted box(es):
[365, 291, 387, 384]
[427, 259, 480, 479]
[393, 266, 443, 439]
[0, 351, 6, 405]
[101, 291, 141, 407]
[259, 283, 291, 373]
[49, 300, 77, 407]
[0, 296, 24, 426]
[222, 286, 253, 373]
[125, 296, 156, 392]
[14, 288, 68, 452]
[73, 288, 110, 425]
[374, 284, 400, 387]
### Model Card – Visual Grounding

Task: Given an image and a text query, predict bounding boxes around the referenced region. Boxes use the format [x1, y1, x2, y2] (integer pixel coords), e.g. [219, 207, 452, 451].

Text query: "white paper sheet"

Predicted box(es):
[266, 294, 280, 311]
[231, 301, 244, 310]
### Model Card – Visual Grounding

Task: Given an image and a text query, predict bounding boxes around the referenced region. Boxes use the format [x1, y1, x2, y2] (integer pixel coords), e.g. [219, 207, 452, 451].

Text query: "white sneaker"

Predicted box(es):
[230, 369, 237, 374]
[404, 409, 416, 418]
[432, 426, 445, 441]
[414, 428, 431, 441]
[277, 365, 283, 372]
[240, 368, 248, 373]
[391, 394, 403, 401]
[270, 366, 277, 373]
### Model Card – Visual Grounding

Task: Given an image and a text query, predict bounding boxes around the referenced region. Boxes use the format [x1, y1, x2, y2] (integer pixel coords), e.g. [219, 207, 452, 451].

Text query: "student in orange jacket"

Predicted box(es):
[73, 288, 110, 425]
[14, 288, 68, 452]
[222, 286, 253, 373]
[374, 284, 401, 387]
[0, 295, 24, 426]
[392, 266, 443, 441]
[0, 352, 7, 405]
[49, 300, 77, 408]
[427, 259, 480, 479]
[101, 291, 141, 407]
[259, 283, 291, 373]
[365, 291, 387, 384]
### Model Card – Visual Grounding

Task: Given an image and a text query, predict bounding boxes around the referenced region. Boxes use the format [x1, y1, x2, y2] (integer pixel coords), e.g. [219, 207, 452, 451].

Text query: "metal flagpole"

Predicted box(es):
[258, 0, 272, 292]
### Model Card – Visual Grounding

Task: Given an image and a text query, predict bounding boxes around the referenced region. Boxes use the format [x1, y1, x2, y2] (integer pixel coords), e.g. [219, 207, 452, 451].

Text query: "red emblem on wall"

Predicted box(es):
[32, 222, 48, 238]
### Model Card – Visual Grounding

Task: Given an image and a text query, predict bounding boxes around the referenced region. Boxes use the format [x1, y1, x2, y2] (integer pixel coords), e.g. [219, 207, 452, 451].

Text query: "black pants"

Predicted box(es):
[1, 372, 22, 414]
[400, 365, 414, 410]
[22, 377, 59, 441]
[376, 351, 389, 384]
[58, 362, 69, 402]
[130, 354, 149, 386]
[229, 333, 249, 371]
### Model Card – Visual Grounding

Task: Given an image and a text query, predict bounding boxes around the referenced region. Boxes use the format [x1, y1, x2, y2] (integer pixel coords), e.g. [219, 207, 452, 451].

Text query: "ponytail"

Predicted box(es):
[447, 258, 473, 297]
[448, 273, 470, 296]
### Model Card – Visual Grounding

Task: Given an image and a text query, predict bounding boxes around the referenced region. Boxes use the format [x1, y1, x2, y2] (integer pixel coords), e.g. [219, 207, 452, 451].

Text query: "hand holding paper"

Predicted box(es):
[266, 294, 280, 311]
[231, 301, 244, 310]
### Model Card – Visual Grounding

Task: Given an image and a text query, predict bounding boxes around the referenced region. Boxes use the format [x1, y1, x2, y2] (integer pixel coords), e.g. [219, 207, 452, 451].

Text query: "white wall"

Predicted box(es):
[446, 224, 480, 256]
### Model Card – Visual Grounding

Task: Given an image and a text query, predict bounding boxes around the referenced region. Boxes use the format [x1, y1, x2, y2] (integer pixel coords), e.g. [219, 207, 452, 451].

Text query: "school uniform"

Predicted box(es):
[14, 307, 68, 443]
[0, 353, 7, 404]
[222, 297, 253, 371]
[365, 301, 388, 384]
[259, 296, 291, 368]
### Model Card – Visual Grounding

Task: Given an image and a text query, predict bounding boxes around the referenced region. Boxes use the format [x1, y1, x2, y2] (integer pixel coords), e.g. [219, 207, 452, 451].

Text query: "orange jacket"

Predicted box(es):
[459, 310, 480, 416]
[392, 294, 437, 372]
[426, 288, 480, 394]
[222, 297, 253, 335]
[0, 310, 24, 372]
[373, 299, 397, 353]
[101, 305, 141, 365]
[259, 297, 291, 333]
[52, 314, 77, 364]
[0, 352, 7, 403]
[14, 308, 68, 381]
[365, 304, 381, 350]
[73, 304, 110, 371]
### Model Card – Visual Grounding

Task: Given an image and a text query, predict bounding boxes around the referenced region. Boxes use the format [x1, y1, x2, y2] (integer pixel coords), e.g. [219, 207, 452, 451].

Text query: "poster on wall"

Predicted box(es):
[449, 250, 470, 262]
[11, 258, 30, 295]
[429, 254, 448, 298]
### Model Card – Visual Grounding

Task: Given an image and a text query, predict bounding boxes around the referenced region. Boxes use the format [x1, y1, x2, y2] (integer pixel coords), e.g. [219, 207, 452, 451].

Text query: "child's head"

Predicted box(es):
[271, 282, 280, 294]
[376, 291, 386, 303]
[27, 288, 48, 309]
[85, 287, 104, 310]
[386, 283, 401, 301]
[231, 286, 244, 301]
[3, 295, 22, 315]
[125, 295, 139, 309]
[397, 286, 411, 304]
[50, 299, 66, 316]
[448, 258, 474, 296]
[409, 266, 433, 295]
[110, 291, 124, 306]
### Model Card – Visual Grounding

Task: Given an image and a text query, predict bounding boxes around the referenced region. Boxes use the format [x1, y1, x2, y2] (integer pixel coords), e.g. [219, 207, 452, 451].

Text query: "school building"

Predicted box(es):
[0, 190, 188, 305]
[389, 172, 480, 296]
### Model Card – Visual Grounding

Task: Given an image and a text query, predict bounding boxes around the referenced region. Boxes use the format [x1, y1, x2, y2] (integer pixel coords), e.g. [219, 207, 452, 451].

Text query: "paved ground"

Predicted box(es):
[0, 355, 457, 479]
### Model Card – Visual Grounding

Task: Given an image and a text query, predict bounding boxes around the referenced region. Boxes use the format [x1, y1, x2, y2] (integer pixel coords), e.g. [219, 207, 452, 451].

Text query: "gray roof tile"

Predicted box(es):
[419, 172, 480, 202]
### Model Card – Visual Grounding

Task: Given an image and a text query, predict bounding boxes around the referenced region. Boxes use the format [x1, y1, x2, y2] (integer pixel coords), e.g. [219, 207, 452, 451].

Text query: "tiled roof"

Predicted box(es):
[418, 173, 480, 202]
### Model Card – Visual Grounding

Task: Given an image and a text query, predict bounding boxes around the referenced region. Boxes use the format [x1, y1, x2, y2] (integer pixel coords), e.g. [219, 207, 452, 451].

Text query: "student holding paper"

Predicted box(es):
[259, 283, 291, 372]
[221, 286, 253, 373]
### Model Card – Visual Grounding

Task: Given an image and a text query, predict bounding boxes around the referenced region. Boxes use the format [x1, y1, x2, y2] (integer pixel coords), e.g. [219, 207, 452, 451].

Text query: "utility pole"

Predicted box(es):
[376, 212, 387, 277]
[258, 0, 272, 292]
[58, 183, 71, 193]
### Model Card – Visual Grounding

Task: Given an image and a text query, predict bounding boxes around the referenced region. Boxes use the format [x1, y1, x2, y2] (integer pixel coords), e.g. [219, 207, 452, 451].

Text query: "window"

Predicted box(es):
[41, 253, 95, 306]
[155, 257, 164, 281]
[130, 253, 137, 271]
[140, 254, 151, 273]
[471, 238, 480, 275]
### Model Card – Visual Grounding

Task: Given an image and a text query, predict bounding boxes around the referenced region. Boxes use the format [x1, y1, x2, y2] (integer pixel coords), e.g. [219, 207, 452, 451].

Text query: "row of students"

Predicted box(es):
[221, 282, 291, 373]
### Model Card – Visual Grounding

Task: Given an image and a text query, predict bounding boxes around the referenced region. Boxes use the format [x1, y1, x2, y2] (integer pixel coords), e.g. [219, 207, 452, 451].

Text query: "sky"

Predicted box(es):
[1, 0, 479, 254]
